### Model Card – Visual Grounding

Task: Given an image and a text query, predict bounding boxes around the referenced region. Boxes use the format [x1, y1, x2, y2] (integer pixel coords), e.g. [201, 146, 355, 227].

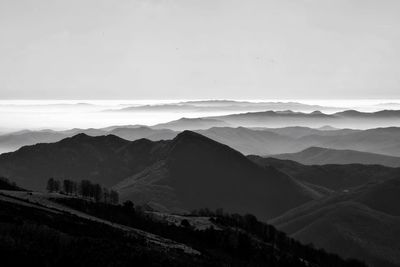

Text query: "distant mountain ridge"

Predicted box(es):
[271, 147, 400, 167]
[3, 125, 400, 158]
[110, 100, 340, 113]
[207, 109, 400, 129]
[249, 156, 400, 191]
[152, 118, 230, 131]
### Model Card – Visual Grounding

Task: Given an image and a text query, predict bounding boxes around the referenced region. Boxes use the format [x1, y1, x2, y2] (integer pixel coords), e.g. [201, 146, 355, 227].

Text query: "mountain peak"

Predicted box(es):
[318, 125, 337, 130]
[172, 130, 219, 148]
[335, 110, 363, 116]
[310, 110, 324, 115]
[175, 130, 204, 139]
[303, 146, 327, 152]
[68, 133, 91, 140]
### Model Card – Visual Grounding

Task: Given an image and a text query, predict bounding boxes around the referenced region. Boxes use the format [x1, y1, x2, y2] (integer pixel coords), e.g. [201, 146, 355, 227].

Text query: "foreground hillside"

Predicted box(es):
[0, 132, 317, 220]
[0, 189, 364, 267]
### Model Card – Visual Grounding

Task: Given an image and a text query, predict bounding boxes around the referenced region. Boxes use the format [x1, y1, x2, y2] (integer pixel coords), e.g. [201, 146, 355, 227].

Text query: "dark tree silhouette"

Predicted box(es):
[46, 178, 118, 204]
[93, 184, 103, 202]
[123, 200, 134, 210]
[110, 190, 119, 204]
[46, 178, 56, 192]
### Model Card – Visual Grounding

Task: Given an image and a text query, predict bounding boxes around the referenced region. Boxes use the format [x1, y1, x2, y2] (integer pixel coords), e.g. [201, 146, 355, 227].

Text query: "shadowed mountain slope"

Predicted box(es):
[270, 178, 400, 267]
[114, 131, 318, 220]
[0, 134, 169, 190]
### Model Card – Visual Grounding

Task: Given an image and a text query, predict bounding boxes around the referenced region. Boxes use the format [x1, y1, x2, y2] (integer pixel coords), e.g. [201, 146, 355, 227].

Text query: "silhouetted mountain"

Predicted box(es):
[4, 126, 400, 158]
[0, 134, 160, 190]
[0, 132, 317, 220]
[249, 156, 400, 191]
[114, 131, 318, 220]
[270, 178, 400, 267]
[0, 127, 177, 154]
[271, 147, 400, 167]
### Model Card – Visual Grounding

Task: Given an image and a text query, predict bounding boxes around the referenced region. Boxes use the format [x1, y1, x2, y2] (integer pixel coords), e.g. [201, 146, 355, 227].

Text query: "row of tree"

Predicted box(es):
[46, 178, 119, 204]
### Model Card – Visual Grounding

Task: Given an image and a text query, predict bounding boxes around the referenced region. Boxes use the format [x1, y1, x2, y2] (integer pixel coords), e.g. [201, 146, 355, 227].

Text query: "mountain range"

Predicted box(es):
[3, 125, 400, 160]
[207, 109, 400, 129]
[249, 156, 400, 266]
[110, 100, 340, 113]
[0, 132, 318, 220]
[1, 131, 400, 266]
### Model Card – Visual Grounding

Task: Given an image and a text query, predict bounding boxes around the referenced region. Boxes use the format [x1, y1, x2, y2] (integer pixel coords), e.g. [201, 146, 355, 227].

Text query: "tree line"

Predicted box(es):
[53, 198, 367, 267]
[46, 178, 119, 204]
[0, 176, 25, 191]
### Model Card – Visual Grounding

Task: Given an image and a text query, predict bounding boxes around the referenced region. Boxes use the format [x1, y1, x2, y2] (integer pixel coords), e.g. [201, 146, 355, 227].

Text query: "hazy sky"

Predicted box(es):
[0, 0, 399, 99]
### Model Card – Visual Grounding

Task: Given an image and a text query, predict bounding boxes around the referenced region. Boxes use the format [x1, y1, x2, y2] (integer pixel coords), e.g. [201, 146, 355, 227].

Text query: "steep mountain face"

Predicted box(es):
[0, 132, 317, 220]
[271, 147, 400, 167]
[249, 156, 400, 191]
[115, 131, 318, 220]
[270, 178, 400, 267]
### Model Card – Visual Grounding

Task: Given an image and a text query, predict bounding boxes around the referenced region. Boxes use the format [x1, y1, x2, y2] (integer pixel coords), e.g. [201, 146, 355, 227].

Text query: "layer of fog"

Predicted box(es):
[1, 99, 400, 133]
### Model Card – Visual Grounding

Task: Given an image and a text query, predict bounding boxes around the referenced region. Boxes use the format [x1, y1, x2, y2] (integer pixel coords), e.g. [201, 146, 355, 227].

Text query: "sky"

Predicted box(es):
[0, 0, 399, 100]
